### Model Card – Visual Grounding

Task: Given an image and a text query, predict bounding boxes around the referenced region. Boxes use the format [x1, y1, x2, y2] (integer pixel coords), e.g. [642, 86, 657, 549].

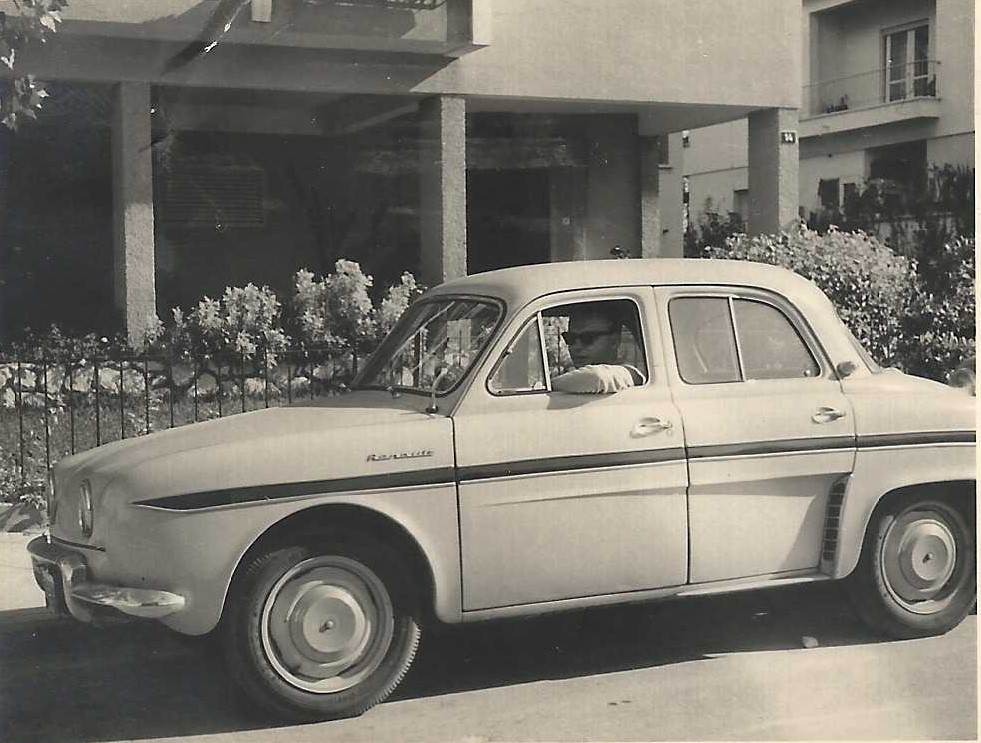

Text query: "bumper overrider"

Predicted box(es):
[27, 536, 185, 622]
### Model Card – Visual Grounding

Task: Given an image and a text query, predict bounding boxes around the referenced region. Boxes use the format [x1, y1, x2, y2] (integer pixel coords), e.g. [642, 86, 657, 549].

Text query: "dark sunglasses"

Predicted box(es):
[561, 329, 614, 346]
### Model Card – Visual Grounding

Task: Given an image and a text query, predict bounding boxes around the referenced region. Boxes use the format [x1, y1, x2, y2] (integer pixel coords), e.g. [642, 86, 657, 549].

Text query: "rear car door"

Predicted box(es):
[654, 285, 857, 583]
[452, 288, 689, 611]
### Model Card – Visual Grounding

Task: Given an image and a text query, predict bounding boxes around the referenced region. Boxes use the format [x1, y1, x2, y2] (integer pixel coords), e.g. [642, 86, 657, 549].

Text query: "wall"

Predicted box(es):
[686, 0, 974, 227]
[799, 150, 866, 214]
[11, 0, 800, 112]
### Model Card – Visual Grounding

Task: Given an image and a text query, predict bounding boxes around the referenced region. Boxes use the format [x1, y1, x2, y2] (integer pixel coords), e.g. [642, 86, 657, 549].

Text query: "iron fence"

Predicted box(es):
[0, 345, 363, 488]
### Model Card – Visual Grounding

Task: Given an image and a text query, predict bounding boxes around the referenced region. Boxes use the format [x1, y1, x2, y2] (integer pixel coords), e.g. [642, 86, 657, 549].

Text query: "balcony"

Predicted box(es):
[800, 60, 942, 138]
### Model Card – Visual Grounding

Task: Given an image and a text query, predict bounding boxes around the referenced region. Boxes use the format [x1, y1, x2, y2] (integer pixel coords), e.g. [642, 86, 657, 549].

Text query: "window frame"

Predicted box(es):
[881, 20, 931, 103]
[666, 288, 831, 386]
[354, 293, 506, 397]
[484, 293, 652, 397]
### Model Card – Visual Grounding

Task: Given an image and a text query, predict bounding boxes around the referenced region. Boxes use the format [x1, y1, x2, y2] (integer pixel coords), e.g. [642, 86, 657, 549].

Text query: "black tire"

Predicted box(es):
[846, 495, 975, 639]
[222, 533, 421, 722]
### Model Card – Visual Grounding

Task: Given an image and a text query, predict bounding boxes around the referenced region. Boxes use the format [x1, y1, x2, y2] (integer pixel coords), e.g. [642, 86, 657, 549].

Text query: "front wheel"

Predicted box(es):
[223, 535, 421, 721]
[847, 496, 975, 639]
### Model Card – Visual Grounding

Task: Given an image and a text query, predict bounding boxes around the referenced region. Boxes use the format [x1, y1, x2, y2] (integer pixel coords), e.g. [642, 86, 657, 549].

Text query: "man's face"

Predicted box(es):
[563, 313, 619, 368]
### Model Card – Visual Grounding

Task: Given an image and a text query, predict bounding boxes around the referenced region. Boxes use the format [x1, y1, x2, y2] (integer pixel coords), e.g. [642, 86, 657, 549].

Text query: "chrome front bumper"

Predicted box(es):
[27, 536, 186, 622]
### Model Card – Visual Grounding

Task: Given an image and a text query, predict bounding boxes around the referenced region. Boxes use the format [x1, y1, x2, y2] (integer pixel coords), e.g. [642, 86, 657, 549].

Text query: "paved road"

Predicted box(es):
[0, 534, 976, 742]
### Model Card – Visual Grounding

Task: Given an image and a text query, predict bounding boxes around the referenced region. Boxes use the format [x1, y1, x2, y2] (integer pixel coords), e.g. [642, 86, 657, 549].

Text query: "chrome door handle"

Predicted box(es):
[632, 417, 673, 436]
[812, 406, 847, 424]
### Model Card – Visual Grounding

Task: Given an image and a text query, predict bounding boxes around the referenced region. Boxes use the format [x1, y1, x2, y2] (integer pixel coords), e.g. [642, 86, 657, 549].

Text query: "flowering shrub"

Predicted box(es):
[898, 236, 976, 381]
[289, 260, 389, 351]
[375, 272, 422, 338]
[171, 283, 288, 365]
[705, 227, 916, 368]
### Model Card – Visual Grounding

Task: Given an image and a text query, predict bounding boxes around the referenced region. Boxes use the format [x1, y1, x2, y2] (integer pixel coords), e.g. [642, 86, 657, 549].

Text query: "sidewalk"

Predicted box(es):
[0, 531, 55, 628]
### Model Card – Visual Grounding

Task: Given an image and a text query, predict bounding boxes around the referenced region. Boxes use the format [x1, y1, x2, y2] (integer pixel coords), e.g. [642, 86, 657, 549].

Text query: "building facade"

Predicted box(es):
[683, 0, 974, 233]
[0, 0, 801, 342]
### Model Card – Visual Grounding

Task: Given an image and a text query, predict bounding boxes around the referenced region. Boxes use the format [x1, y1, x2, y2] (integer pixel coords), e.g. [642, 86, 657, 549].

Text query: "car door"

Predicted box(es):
[654, 286, 857, 584]
[452, 288, 689, 611]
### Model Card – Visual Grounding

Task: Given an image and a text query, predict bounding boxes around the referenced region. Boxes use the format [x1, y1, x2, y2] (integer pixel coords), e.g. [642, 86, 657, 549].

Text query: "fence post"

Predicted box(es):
[263, 345, 270, 409]
[42, 357, 50, 473]
[143, 346, 151, 435]
[94, 357, 102, 446]
[240, 349, 246, 413]
[16, 359, 24, 481]
[69, 359, 76, 455]
[119, 358, 125, 441]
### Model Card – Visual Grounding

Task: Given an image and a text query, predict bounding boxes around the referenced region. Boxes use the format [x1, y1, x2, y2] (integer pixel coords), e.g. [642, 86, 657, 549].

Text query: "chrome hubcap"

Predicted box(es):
[261, 556, 394, 693]
[881, 508, 960, 614]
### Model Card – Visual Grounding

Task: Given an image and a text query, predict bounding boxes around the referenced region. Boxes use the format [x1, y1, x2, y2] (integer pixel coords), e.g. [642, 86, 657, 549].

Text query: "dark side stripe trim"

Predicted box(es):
[457, 448, 687, 482]
[135, 467, 456, 511]
[689, 436, 855, 460]
[135, 430, 974, 511]
[858, 431, 975, 448]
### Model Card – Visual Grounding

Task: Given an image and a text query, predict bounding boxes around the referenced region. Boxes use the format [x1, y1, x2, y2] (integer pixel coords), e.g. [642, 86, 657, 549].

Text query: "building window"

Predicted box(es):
[733, 189, 749, 222]
[868, 140, 927, 200]
[656, 135, 670, 166]
[818, 178, 840, 210]
[883, 23, 931, 102]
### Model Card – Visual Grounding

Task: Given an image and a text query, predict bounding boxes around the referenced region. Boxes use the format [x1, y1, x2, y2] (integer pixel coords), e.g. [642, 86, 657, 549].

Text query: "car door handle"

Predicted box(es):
[812, 406, 847, 424]
[632, 417, 673, 436]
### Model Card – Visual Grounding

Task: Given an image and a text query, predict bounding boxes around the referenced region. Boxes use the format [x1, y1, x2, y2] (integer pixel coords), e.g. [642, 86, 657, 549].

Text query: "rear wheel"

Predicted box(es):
[223, 534, 421, 721]
[847, 495, 975, 639]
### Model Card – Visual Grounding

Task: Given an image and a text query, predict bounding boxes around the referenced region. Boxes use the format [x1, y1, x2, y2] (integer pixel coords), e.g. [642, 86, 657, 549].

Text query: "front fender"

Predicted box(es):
[101, 481, 460, 635]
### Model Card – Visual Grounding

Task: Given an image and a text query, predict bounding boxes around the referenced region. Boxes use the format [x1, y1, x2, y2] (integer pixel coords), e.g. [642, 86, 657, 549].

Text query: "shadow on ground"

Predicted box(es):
[0, 582, 883, 743]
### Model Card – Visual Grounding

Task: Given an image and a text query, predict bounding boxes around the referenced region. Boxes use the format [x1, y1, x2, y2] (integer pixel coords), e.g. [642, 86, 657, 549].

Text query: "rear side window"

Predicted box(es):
[733, 299, 819, 380]
[669, 295, 820, 384]
[668, 297, 740, 384]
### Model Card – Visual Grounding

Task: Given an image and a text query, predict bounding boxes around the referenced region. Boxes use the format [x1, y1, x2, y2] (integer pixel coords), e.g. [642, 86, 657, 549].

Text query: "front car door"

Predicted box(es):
[654, 285, 857, 584]
[452, 288, 689, 611]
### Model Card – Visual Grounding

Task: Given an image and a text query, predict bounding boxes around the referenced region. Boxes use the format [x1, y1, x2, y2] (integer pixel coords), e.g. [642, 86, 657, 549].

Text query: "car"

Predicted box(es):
[29, 258, 976, 721]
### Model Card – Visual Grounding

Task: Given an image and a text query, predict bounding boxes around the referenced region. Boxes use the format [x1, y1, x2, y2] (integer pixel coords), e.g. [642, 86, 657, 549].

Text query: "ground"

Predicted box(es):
[1, 532, 976, 742]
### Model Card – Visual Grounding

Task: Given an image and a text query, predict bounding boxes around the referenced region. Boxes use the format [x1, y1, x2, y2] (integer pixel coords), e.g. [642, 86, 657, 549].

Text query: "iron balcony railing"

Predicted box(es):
[803, 59, 940, 118]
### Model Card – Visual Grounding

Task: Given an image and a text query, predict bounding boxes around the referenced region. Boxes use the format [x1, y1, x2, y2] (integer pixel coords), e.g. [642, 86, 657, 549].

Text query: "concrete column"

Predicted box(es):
[658, 132, 685, 258]
[419, 95, 466, 286]
[639, 136, 662, 258]
[548, 168, 587, 262]
[111, 81, 156, 345]
[748, 108, 799, 235]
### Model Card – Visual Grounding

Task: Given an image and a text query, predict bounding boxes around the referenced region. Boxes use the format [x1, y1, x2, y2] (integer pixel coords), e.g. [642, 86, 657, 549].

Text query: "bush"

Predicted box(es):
[899, 236, 975, 381]
[684, 201, 745, 257]
[288, 260, 377, 351]
[169, 283, 289, 365]
[374, 272, 422, 338]
[704, 226, 916, 367]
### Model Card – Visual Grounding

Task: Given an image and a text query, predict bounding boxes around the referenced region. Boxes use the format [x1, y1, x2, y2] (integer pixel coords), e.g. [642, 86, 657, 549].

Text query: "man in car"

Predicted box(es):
[551, 302, 646, 393]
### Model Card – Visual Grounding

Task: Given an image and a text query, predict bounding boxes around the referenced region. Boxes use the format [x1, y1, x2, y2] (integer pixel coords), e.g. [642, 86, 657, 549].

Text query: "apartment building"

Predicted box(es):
[0, 0, 801, 342]
[684, 0, 974, 231]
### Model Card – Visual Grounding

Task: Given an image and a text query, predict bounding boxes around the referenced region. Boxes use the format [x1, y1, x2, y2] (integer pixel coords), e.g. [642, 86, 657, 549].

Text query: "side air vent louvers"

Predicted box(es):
[821, 480, 847, 566]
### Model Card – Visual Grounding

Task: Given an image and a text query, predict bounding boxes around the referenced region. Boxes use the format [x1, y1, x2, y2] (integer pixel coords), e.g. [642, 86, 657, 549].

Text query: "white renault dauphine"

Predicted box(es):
[29, 259, 976, 720]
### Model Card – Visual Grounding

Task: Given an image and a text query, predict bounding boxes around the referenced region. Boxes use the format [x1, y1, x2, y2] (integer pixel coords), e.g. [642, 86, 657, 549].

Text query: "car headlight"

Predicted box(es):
[78, 479, 94, 538]
[46, 471, 57, 525]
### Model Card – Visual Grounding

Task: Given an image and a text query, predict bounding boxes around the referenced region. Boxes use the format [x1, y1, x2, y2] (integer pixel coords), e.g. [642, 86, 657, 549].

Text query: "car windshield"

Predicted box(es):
[355, 297, 502, 394]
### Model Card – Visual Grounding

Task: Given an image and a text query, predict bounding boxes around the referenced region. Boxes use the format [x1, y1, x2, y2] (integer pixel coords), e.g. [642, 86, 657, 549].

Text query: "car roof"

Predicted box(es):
[427, 258, 822, 309]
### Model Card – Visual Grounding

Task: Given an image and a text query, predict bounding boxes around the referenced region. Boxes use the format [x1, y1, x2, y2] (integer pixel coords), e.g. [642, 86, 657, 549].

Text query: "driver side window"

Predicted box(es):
[488, 299, 648, 395]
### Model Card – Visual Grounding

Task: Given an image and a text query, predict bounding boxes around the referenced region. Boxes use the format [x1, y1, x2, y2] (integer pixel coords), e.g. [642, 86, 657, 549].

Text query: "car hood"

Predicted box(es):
[51, 392, 455, 540]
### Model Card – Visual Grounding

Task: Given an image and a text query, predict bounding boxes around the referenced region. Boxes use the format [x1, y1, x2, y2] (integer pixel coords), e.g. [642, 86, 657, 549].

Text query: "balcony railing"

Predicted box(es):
[803, 60, 940, 118]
